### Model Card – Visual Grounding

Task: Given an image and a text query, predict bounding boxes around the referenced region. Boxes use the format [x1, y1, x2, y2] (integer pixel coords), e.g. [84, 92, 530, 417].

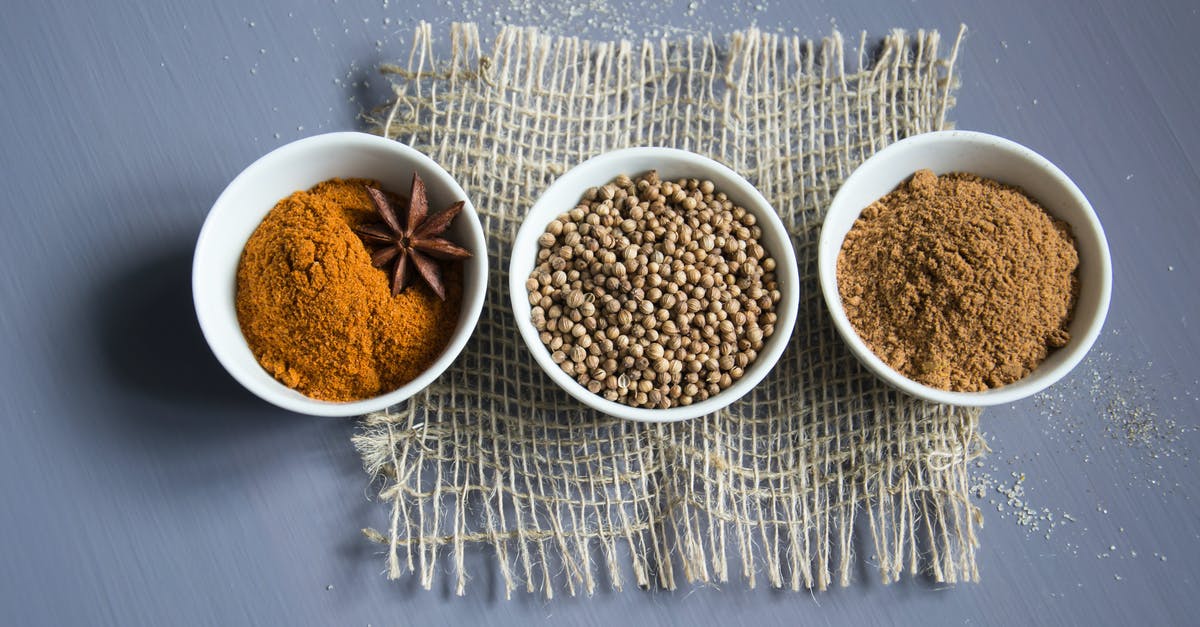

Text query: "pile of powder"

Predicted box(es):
[837, 169, 1079, 391]
[235, 178, 462, 401]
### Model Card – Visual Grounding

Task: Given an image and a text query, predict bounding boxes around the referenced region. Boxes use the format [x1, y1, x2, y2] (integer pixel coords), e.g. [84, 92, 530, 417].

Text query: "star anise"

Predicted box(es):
[354, 173, 472, 299]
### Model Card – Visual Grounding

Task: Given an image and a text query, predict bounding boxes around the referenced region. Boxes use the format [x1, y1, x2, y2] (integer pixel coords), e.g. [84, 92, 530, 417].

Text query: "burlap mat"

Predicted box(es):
[356, 22, 983, 598]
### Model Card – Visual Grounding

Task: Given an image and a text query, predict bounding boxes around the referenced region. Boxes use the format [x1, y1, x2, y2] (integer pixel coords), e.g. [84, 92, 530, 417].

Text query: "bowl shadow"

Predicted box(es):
[91, 241, 286, 436]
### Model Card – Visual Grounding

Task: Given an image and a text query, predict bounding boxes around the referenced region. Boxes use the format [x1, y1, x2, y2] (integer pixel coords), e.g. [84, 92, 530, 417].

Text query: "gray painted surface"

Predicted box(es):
[1, 1, 1197, 625]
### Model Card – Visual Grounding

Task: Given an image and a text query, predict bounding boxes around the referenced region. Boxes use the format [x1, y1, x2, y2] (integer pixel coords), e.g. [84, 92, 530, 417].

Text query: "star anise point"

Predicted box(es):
[355, 174, 472, 298]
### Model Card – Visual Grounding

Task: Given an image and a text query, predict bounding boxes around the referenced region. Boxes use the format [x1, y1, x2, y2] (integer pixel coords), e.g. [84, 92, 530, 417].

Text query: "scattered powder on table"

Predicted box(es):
[837, 169, 1079, 391]
[236, 178, 462, 402]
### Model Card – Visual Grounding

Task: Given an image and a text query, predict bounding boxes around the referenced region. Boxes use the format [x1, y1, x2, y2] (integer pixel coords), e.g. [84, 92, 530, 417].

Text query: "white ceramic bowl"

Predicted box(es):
[818, 130, 1112, 406]
[193, 132, 488, 416]
[510, 147, 801, 423]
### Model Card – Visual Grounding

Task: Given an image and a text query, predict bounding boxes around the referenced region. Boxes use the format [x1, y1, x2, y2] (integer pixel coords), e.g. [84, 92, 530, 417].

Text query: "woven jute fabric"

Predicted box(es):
[356, 22, 984, 598]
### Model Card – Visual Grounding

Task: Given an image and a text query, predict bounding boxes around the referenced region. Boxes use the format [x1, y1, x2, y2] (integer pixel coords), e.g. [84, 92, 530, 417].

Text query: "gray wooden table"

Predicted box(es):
[2, 1, 1197, 624]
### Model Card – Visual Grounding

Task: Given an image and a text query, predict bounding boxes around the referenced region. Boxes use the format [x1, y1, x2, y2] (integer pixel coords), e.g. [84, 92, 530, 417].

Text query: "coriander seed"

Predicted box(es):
[527, 170, 781, 409]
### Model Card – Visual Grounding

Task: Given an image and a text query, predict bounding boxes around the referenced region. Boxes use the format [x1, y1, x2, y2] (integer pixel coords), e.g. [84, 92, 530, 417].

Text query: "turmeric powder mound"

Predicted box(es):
[235, 178, 463, 402]
[836, 169, 1079, 392]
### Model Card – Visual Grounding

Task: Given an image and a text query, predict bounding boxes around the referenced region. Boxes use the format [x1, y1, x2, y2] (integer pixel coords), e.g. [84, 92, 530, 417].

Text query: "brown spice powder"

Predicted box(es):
[235, 178, 463, 402]
[836, 169, 1079, 392]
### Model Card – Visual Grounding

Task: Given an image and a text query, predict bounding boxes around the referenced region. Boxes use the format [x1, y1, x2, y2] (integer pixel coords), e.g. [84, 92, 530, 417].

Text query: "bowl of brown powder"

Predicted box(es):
[193, 132, 488, 416]
[818, 130, 1112, 406]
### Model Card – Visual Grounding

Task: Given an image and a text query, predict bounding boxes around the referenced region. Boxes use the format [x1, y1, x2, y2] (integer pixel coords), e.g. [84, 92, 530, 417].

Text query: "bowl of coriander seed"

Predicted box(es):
[510, 147, 800, 423]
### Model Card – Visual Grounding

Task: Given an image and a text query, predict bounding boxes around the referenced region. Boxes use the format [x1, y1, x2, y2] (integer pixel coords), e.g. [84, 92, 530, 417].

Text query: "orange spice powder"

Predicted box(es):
[235, 178, 463, 401]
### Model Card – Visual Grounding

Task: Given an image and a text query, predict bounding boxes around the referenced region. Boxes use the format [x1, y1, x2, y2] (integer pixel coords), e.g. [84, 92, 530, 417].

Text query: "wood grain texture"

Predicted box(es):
[0, 0, 1196, 624]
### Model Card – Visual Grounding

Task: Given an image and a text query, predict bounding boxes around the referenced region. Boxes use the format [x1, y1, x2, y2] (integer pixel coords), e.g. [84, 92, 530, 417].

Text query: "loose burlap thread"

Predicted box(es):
[355, 22, 984, 598]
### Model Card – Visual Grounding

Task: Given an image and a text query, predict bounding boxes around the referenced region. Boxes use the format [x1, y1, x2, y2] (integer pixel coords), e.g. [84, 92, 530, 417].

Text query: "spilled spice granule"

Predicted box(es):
[837, 169, 1079, 391]
[236, 178, 462, 402]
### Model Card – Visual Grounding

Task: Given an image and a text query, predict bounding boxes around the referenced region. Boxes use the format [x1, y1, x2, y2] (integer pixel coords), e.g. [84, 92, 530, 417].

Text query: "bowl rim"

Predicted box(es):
[508, 146, 801, 423]
[192, 131, 488, 417]
[817, 129, 1113, 407]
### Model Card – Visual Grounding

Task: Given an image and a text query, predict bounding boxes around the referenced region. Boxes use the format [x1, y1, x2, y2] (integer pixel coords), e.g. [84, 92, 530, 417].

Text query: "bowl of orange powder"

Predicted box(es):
[193, 132, 487, 416]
